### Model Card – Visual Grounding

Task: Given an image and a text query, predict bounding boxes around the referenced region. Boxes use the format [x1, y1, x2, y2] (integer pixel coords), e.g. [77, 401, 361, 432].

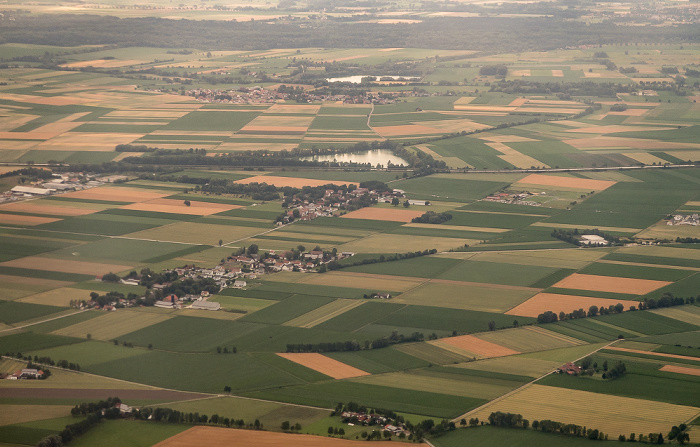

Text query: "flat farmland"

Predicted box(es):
[474, 326, 584, 352]
[18, 287, 92, 307]
[438, 260, 561, 287]
[337, 233, 475, 253]
[283, 299, 365, 328]
[551, 273, 671, 295]
[436, 335, 519, 358]
[465, 384, 700, 437]
[123, 221, 267, 245]
[0, 256, 132, 276]
[349, 370, 519, 401]
[46, 238, 203, 264]
[60, 187, 170, 203]
[276, 353, 369, 379]
[299, 271, 423, 293]
[394, 342, 476, 365]
[121, 199, 240, 216]
[450, 355, 561, 378]
[393, 282, 535, 313]
[0, 405, 73, 427]
[506, 292, 631, 318]
[235, 175, 359, 188]
[340, 207, 425, 222]
[51, 310, 173, 340]
[153, 426, 371, 447]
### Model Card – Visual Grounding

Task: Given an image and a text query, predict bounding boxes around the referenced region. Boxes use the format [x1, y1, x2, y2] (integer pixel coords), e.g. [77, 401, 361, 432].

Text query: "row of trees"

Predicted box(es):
[550, 228, 621, 246]
[320, 248, 438, 273]
[411, 211, 453, 224]
[285, 331, 424, 353]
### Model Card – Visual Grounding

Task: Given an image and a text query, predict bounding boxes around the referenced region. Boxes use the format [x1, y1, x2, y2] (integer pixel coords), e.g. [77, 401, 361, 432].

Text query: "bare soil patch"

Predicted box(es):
[439, 334, 519, 358]
[235, 175, 358, 188]
[552, 273, 670, 295]
[340, 207, 425, 222]
[62, 187, 170, 202]
[659, 365, 700, 377]
[277, 353, 369, 379]
[0, 256, 132, 276]
[0, 214, 60, 226]
[517, 173, 615, 190]
[122, 198, 240, 216]
[505, 292, 629, 318]
[155, 426, 370, 447]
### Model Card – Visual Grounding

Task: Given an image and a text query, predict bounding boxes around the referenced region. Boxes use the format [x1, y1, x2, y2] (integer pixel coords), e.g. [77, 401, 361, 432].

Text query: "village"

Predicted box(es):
[666, 214, 699, 226]
[339, 410, 409, 439]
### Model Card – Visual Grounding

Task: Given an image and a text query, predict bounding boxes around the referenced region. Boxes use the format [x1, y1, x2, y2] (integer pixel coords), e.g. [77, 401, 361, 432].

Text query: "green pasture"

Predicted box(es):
[45, 238, 202, 264]
[326, 347, 429, 374]
[578, 262, 691, 282]
[476, 327, 581, 353]
[594, 311, 699, 335]
[0, 301, 67, 325]
[314, 302, 406, 332]
[393, 342, 476, 365]
[432, 425, 604, 447]
[392, 282, 534, 313]
[68, 420, 187, 447]
[635, 330, 700, 347]
[209, 295, 274, 313]
[243, 381, 485, 419]
[0, 332, 82, 354]
[375, 305, 533, 333]
[393, 177, 508, 203]
[162, 111, 261, 131]
[0, 235, 77, 263]
[437, 260, 561, 287]
[238, 295, 335, 325]
[343, 256, 460, 279]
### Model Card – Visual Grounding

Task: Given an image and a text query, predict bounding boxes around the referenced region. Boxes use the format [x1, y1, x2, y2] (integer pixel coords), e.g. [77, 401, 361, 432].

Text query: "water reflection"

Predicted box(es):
[301, 149, 408, 166]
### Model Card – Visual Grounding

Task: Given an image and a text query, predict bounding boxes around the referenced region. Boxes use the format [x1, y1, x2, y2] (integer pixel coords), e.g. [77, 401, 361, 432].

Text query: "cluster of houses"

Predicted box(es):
[667, 214, 699, 226]
[340, 411, 408, 437]
[483, 190, 543, 207]
[1, 368, 45, 380]
[185, 86, 285, 104]
[280, 187, 407, 223]
[557, 362, 583, 375]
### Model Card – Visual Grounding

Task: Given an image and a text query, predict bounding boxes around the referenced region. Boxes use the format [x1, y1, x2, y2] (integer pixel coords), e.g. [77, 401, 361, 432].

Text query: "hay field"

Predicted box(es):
[0, 202, 100, 216]
[472, 249, 605, 270]
[436, 335, 519, 358]
[51, 311, 173, 340]
[649, 307, 700, 326]
[340, 207, 425, 222]
[0, 405, 73, 426]
[62, 187, 170, 203]
[552, 273, 670, 295]
[0, 214, 60, 226]
[283, 299, 365, 328]
[465, 384, 700, 436]
[121, 198, 240, 216]
[475, 326, 584, 352]
[505, 293, 629, 318]
[516, 174, 615, 190]
[0, 256, 132, 276]
[154, 426, 370, 447]
[235, 175, 358, 188]
[18, 288, 92, 307]
[276, 353, 369, 379]
[605, 347, 700, 362]
[659, 365, 700, 377]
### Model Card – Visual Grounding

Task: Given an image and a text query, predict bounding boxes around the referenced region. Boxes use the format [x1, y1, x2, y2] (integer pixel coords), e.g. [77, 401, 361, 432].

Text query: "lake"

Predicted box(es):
[325, 75, 421, 84]
[302, 149, 409, 166]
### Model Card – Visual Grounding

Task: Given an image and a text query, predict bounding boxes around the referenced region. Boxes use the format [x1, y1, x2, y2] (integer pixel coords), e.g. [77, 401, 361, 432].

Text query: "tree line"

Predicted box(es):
[320, 248, 438, 273]
[285, 330, 424, 353]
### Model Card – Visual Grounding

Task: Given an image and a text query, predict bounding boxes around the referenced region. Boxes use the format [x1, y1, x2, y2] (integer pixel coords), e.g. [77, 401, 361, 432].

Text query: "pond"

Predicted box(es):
[325, 75, 421, 84]
[301, 149, 409, 166]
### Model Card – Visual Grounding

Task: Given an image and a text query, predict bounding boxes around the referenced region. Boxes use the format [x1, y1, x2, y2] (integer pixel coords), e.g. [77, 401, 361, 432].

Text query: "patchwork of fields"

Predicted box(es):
[0, 41, 699, 446]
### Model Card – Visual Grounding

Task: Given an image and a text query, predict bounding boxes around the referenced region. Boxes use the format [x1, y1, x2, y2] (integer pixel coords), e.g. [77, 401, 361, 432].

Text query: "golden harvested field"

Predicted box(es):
[0, 405, 72, 426]
[437, 334, 519, 358]
[0, 202, 100, 216]
[485, 141, 549, 169]
[551, 273, 671, 295]
[0, 367, 158, 390]
[155, 426, 370, 447]
[61, 59, 147, 68]
[340, 207, 425, 222]
[36, 132, 145, 151]
[505, 292, 630, 318]
[0, 274, 72, 289]
[475, 326, 584, 352]
[19, 288, 93, 307]
[516, 173, 615, 191]
[0, 214, 60, 226]
[659, 365, 700, 377]
[235, 175, 358, 188]
[62, 187, 170, 202]
[0, 256, 132, 276]
[466, 384, 700, 436]
[276, 353, 369, 379]
[51, 310, 173, 340]
[373, 124, 445, 137]
[530, 221, 642, 232]
[121, 198, 240, 216]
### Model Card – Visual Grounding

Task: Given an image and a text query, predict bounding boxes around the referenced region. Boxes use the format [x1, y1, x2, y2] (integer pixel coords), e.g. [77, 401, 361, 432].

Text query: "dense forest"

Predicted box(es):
[0, 15, 698, 52]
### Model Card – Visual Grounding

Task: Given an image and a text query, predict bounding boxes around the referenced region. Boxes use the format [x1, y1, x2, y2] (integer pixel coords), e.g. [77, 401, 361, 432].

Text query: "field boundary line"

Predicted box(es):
[0, 309, 89, 333]
[222, 221, 294, 246]
[450, 338, 619, 423]
[597, 259, 700, 272]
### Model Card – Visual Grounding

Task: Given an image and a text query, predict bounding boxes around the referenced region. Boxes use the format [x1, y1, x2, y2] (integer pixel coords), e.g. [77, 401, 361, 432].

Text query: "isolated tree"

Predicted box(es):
[488, 321, 496, 331]
[403, 200, 410, 208]
[218, 239, 223, 247]
[392, 197, 400, 206]
[184, 200, 191, 206]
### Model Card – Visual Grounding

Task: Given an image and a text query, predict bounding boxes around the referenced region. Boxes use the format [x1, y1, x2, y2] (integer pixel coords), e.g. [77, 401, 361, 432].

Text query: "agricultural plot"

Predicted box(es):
[50, 310, 172, 341]
[450, 355, 561, 379]
[283, 299, 365, 328]
[474, 326, 584, 353]
[434, 335, 519, 359]
[506, 292, 630, 318]
[276, 353, 369, 379]
[437, 260, 561, 287]
[393, 282, 535, 313]
[465, 384, 700, 437]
